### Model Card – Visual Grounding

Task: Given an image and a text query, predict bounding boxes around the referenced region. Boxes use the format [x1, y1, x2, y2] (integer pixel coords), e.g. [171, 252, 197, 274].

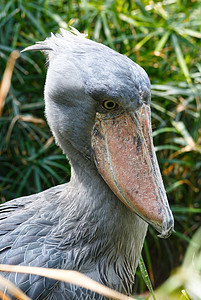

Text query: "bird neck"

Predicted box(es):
[59, 150, 148, 280]
[48, 146, 148, 293]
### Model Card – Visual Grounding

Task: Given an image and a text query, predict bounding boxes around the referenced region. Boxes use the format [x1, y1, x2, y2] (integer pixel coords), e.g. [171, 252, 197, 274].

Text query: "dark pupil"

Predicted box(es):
[107, 101, 115, 108]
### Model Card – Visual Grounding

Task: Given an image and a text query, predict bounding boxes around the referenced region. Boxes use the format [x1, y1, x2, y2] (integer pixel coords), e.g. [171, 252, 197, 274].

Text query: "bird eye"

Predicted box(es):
[102, 100, 118, 111]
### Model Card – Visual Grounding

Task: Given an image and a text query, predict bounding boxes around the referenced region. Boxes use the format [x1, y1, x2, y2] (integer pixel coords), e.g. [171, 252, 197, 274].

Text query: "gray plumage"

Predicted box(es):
[0, 28, 173, 299]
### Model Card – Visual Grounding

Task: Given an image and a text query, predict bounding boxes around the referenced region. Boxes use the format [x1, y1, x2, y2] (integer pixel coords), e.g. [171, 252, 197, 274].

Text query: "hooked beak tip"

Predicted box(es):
[157, 216, 174, 239]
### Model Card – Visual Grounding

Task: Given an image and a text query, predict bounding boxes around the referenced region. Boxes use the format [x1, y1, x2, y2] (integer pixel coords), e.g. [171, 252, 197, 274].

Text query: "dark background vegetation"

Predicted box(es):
[0, 0, 200, 295]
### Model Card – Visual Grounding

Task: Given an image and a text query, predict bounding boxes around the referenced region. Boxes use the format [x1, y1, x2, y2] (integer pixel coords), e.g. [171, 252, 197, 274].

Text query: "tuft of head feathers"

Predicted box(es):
[21, 26, 151, 108]
[21, 27, 88, 55]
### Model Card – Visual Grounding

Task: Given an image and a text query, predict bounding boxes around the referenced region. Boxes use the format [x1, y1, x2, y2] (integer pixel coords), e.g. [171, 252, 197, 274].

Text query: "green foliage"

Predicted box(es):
[0, 0, 200, 296]
[155, 227, 201, 299]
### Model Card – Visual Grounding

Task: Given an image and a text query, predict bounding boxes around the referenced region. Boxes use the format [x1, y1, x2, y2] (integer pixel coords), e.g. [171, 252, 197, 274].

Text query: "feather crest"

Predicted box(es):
[21, 27, 87, 54]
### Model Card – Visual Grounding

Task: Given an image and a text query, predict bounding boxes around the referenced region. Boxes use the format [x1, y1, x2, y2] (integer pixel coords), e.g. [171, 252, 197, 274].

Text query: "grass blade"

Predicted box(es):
[154, 31, 170, 54]
[0, 274, 31, 300]
[171, 34, 192, 84]
[0, 50, 20, 116]
[0, 264, 135, 300]
[139, 256, 156, 300]
[179, 28, 201, 39]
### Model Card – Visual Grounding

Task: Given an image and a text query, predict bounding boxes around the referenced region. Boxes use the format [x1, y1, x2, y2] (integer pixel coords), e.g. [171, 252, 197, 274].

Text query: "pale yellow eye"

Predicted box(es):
[102, 100, 117, 110]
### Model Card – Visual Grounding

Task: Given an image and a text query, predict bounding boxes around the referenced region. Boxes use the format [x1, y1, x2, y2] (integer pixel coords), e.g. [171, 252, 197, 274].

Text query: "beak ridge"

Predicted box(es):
[92, 104, 174, 238]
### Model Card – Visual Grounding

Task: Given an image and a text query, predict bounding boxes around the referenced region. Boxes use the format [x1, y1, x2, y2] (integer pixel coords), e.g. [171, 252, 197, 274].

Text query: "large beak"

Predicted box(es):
[91, 104, 174, 238]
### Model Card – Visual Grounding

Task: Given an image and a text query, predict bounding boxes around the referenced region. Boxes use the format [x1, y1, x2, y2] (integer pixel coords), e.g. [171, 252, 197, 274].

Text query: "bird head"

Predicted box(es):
[22, 27, 174, 238]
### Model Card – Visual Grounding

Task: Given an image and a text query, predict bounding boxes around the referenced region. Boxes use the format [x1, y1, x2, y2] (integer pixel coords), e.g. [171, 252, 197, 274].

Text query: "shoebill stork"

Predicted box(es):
[0, 28, 174, 299]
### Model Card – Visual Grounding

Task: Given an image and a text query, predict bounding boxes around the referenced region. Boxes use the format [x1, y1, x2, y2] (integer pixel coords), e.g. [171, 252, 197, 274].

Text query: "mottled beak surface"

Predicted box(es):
[92, 104, 174, 238]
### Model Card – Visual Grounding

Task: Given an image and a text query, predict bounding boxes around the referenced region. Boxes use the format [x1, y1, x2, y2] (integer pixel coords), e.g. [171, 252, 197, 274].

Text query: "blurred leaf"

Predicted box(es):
[154, 31, 171, 53]
[172, 121, 195, 148]
[179, 28, 201, 39]
[171, 34, 192, 85]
